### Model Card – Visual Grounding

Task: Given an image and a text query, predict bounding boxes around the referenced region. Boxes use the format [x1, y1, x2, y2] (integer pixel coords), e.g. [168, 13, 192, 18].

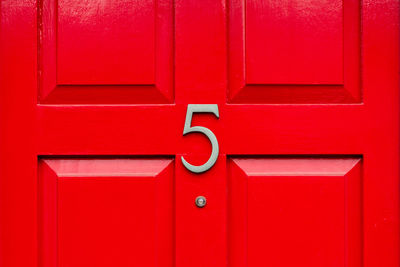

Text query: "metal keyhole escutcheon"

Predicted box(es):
[195, 196, 207, 208]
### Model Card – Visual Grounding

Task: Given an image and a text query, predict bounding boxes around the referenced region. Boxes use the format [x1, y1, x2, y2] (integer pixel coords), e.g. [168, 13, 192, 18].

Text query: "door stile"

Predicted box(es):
[175, 155, 227, 267]
[0, 1, 38, 267]
[174, 0, 228, 266]
[361, 0, 399, 265]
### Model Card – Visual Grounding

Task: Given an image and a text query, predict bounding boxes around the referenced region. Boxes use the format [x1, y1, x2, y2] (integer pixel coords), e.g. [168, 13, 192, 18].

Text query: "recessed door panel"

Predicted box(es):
[38, 158, 174, 267]
[40, 0, 173, 104]
[229, 158, 362, 267]
[228, 0, 361, 103]
[58, 0, 155, 85]
[247, 0, 343, 84]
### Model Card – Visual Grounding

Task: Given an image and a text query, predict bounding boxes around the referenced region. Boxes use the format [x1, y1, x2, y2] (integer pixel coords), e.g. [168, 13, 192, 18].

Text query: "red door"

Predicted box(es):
[0, 0, 399, 267]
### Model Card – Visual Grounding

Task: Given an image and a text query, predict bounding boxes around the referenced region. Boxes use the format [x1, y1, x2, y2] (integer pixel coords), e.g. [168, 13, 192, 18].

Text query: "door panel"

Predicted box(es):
[39, 159, 174, 267]
[229, 158, 362, 267]
[247, 0, 343, 84]
[229, 0, 361, 103]
[40, 0, 174, 104]
[58, 0, 155, 85]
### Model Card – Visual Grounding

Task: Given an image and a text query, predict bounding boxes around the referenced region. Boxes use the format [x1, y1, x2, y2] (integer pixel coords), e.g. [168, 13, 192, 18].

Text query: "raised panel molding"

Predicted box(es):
[228, 157, 362, 267]
[39, 0, 174, 104]
[228, 0, 361, 103]
[38, 158, 174, 267]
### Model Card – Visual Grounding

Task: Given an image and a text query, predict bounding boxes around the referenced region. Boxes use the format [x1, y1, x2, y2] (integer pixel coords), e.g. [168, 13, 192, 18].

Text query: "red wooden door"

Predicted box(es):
[0, 0, 399, 267]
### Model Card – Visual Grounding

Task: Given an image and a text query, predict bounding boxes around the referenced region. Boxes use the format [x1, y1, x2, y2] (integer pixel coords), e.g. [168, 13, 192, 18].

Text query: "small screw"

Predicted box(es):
[195, 196, 207, 208]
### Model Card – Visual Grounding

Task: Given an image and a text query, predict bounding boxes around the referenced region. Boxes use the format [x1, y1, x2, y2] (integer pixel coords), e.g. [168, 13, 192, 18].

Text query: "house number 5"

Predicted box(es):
[181, 104, 219, 174]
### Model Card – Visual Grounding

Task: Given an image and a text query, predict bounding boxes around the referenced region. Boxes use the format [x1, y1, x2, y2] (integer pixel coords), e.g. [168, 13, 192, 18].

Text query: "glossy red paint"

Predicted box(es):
[39, 159, 174, 267]
[0, 0, 399, 267]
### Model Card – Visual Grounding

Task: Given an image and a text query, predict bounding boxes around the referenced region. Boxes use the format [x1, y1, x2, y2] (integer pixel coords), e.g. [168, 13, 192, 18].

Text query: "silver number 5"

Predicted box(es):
[181, 104, 219, 173]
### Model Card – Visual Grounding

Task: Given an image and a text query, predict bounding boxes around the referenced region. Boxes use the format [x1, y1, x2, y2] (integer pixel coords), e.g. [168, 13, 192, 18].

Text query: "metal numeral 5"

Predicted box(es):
[181, 104, 219, 173]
